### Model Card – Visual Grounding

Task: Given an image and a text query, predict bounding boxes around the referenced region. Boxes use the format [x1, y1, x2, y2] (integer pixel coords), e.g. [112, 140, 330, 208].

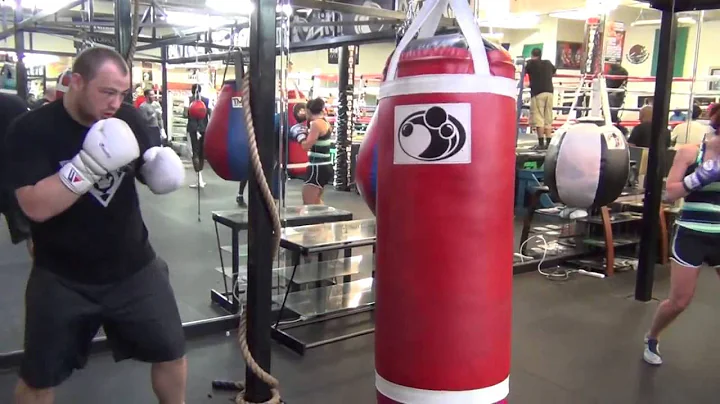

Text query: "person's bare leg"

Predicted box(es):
[302, 185, 322, 205]
[14, 379, 54, 404]
[647, 261, 700, 339]
[151, 356, 187, 404]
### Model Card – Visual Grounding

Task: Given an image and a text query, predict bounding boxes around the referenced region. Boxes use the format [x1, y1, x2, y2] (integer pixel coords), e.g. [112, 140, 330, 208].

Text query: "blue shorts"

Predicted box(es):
[671, 225, 720, 268]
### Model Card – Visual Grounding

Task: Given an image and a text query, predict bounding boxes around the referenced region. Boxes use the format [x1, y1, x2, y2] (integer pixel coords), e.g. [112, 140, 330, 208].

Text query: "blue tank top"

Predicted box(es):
[677, 142, 720, 233]
[309, 118, 333, 165]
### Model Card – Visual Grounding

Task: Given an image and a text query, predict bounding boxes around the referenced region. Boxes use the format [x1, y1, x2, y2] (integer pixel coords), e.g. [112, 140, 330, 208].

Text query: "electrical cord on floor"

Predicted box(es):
[518, 235, 569, 280]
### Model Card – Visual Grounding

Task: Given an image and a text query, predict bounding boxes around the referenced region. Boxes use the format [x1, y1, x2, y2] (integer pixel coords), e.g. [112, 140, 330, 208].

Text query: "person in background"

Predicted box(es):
[138, 89, 164, 145]
[669, 109, 687, 122]
[187, 84, 211, 189]
[606, 63, 628, 124]
[628, 105, 671, 148]
[31, 87, 56, 110]
[300, 98, 333, 205]
[525, 48, 556, 149]
[672, 104, 713, 146]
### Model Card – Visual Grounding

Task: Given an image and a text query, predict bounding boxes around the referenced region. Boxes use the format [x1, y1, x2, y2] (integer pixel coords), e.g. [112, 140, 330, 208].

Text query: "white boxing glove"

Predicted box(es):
[59, 118, 140, 194]
[140, 146, 185, 194]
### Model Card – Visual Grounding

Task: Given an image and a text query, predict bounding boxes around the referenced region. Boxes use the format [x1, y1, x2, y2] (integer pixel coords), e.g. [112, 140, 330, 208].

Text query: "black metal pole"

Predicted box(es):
[160, 46, 168, 132]
[635, 5, 677, 302]
[334, 45, 350, 191]
[245, 0, 276, 399]
[14, 0, 27, 101]
[114, 0, 133, 101]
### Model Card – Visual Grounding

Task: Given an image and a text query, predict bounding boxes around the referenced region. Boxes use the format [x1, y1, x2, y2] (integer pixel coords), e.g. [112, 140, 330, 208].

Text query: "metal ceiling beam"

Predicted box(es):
[292, 0, 455, 26]
[25, 25, 158, 43]
[0, 46, 161, 62]
[164, 29, 411, 64]
[0, 0, 85, 40]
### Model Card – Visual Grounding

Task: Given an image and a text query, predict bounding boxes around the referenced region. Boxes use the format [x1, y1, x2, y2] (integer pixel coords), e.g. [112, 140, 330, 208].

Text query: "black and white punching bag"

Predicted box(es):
[544, 77, 629, 209]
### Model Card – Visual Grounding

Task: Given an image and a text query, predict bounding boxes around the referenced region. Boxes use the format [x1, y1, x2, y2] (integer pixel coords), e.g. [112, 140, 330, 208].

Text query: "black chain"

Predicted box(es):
[396, 0, 420, 44]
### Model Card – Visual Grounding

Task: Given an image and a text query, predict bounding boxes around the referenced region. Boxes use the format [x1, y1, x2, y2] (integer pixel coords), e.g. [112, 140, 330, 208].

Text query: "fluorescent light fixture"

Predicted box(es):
[550, 9, 592, 20]
[3, 0, 75, 10]
[23, 53, 59, 66]
[164, 12, 243, 28]
[276, 4, 292, 16]
[206, 0, 254, 15]
[478, 13, 539, 29]
[482, 32, 504, 40]
[631, 16, 695, 26]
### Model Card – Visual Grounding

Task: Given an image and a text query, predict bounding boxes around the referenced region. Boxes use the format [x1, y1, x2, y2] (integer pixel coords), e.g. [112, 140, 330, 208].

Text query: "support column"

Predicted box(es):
[160, 46, 168, 132]
[114, 0, 133, 98]
[245, 0, 276, 399]
[635, 4, 677, 302]
[334, 45, 355, 191]
[14, 0, 27, 101]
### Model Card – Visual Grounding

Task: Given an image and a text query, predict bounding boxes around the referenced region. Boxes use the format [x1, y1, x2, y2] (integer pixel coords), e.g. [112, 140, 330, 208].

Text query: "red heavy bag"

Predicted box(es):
[189, 99, 208, 120]
[374, 0, 516, 402]
[205, 80, 250, 181]
[355, 111, 380, 214]
[288, 88, 306, 127]
[287, 122, 310, 178]
[56, 69, 72, 99]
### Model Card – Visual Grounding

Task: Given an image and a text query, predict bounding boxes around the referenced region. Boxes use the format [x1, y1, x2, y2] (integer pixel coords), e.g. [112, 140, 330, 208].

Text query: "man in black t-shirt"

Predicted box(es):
[0, 93, 31, 252]
[525, 48, 557, 149]
[628, 105, 671, 148]
[5, 47, 187, 403]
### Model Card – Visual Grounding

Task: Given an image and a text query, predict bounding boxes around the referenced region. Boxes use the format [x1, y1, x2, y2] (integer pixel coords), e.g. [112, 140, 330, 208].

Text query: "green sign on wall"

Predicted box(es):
[651, 26, 689, 78]
[522, 43, 544, 59]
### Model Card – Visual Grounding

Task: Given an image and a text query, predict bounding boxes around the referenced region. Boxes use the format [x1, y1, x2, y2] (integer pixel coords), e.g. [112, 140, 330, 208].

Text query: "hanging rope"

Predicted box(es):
[211, 48, 282, 404]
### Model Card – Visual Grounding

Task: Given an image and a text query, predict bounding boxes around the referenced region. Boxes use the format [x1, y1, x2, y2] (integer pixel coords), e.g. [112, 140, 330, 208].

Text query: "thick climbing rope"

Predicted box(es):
[228, 55, 283, 404]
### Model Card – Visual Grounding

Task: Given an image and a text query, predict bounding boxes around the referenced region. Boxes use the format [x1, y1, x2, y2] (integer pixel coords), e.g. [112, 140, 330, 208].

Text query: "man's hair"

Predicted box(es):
[191, 84, 201, 95]
[72, 47, 129, 81]
[531, 48, 542, 58]
[639, 105, 653, 123]
[692, 104, 702, 120]
[144, 89, 153, 98]
[307, 97, 325, 115]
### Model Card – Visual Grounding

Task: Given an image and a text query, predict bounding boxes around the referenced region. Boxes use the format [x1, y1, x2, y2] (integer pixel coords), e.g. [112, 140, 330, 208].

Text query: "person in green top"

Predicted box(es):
[300, 97, 333, 205]
[643, 103, 720, 366]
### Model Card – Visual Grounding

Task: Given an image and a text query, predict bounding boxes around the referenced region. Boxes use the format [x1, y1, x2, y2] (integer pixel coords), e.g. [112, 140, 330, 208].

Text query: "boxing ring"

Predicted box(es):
[515, 72, 720, 147]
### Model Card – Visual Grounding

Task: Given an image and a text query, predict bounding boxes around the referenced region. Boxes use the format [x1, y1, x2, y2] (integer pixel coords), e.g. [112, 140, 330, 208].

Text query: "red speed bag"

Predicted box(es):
[188, 99, 208, 120]
[56, 69, 72, 99]
[374, 0, 515, 402]
[288, 88, 306, 127]
[355, 111, 380, 214]
[205, 80, 250, 181]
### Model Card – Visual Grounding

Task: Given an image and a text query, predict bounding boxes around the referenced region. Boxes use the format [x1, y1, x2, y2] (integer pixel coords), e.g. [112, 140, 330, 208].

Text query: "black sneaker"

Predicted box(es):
[236, 195, 247, 208]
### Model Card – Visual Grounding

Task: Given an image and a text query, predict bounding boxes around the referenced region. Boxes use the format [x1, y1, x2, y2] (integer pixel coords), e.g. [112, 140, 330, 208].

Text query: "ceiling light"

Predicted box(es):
[631, 16, 696, 26]
[206, 0, 254, 15]
[550, 9, 592, 20]
[478, 13, 539, 29]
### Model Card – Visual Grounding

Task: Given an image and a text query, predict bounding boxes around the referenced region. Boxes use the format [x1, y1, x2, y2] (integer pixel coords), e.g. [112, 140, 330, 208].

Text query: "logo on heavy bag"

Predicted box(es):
[394, 104, 471, 164]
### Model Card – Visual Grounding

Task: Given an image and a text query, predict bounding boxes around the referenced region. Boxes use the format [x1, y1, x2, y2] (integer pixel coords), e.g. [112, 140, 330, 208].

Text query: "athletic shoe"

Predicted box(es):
[643, 335, 662, 365]
[236, 195, 247, 208]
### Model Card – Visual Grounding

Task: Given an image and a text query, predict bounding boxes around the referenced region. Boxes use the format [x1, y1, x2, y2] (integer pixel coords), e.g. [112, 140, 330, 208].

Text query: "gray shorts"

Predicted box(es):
[20, 257, 186, 388]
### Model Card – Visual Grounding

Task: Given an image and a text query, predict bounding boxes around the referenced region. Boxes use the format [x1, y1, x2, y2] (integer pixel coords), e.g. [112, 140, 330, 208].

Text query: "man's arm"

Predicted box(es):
[5, 118, 80, 223]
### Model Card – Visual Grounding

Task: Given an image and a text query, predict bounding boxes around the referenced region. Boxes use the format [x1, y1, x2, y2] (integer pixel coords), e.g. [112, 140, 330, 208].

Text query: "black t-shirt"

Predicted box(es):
[0, 93, 30, 190]
[4, 101, 157, 284]
[525, 59, 556, 96]
[628, 122, 671, 148]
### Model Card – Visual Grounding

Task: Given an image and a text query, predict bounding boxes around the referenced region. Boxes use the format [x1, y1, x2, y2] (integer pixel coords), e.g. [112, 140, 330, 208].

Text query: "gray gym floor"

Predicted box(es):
[1, 169, 720, 403]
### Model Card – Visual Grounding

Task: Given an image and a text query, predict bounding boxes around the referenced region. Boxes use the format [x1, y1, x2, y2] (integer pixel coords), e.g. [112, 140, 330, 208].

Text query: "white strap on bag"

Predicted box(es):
[386, 0, 490, 81]
[597, 76, 614, 127]
[557, 74, 587, 133]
